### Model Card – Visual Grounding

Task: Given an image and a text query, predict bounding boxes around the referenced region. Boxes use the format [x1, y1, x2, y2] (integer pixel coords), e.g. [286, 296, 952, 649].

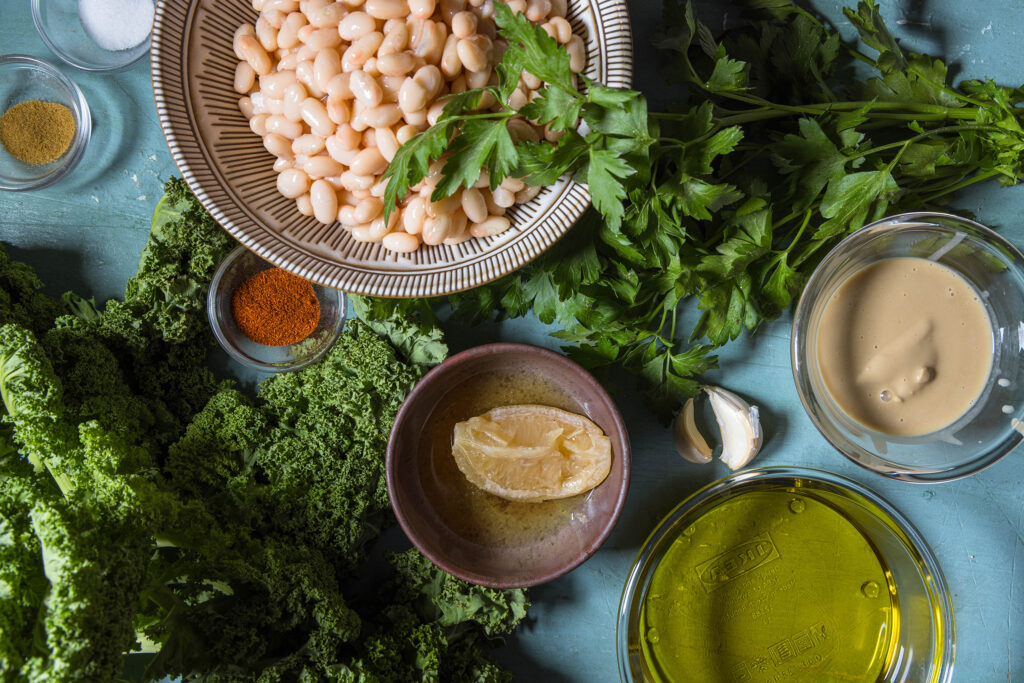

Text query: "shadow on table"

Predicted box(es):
[5, 243, 89, 302]
[63, 73, 139, 191]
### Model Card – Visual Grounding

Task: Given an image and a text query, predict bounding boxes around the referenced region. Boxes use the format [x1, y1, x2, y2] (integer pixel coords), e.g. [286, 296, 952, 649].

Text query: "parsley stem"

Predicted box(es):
[919, 169, 1003, 203]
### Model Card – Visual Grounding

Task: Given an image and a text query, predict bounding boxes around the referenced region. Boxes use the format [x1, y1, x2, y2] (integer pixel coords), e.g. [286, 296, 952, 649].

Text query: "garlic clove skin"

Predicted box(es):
[673, 397, 713, 464]
[703, 386, 763, 470]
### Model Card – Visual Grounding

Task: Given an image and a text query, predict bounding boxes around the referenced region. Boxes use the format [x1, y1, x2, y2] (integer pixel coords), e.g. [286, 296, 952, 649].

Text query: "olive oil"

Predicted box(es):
[420, 368, 588, 546]
[638, 489, 898, 682]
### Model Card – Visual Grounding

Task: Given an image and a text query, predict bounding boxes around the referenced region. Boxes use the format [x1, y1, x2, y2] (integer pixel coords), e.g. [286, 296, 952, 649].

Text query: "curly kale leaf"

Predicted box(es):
[0, 245, 62, 337]
[255, 320, 422, 569]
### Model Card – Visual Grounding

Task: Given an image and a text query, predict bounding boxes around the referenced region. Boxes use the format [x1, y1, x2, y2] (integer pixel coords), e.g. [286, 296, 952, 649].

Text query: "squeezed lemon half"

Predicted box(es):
[451, 404, 613, 502]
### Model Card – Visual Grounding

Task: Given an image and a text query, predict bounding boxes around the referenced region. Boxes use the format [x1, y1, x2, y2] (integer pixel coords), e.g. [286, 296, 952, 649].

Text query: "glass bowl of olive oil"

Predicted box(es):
[617, 467, 954, 683]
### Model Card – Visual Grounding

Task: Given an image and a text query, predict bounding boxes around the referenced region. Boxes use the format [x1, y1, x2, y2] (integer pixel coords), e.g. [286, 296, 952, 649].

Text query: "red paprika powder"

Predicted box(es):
[231, 267, 320, 346]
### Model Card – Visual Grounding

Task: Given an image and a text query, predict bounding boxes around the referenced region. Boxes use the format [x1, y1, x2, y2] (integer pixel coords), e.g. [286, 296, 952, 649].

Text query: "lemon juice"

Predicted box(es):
[420, 368, 590, 546]
[637, 489, 898, 682]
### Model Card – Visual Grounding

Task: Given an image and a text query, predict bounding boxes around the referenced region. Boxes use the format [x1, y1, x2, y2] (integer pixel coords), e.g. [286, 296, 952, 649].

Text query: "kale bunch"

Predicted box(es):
[0, 179, 525, 683]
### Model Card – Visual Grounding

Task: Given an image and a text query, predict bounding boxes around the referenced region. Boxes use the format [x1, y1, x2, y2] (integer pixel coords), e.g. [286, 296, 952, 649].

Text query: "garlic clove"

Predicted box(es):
[704, 386, 763, 470]
[673, 397, 713, 464]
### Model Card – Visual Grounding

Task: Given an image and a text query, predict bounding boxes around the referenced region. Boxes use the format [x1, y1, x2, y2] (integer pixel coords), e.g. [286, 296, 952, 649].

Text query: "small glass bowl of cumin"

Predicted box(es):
[207, 246, 346, 373]
[0, 55, 91, 191]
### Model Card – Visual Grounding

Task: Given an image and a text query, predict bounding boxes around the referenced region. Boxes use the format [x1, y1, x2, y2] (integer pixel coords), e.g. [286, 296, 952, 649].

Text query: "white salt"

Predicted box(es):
[78, 0, 155, 52]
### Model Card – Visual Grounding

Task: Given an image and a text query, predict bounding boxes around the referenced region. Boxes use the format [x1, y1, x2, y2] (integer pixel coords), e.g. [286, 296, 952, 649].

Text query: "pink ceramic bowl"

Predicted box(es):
[387, 343, 631, 588]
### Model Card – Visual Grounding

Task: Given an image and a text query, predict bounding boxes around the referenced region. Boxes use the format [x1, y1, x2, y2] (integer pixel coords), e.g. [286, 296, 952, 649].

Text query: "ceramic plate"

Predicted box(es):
[151, 0, 633, 297]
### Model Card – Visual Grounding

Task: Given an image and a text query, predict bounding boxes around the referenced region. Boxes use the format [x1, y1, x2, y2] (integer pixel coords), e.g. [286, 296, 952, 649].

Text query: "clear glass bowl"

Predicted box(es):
[207, 246, 346, 373]
[792, 212, 1024, 482]
[0, 55, 91, 191]
[617, 467, 955, 683]
[32, 0, 152, 72]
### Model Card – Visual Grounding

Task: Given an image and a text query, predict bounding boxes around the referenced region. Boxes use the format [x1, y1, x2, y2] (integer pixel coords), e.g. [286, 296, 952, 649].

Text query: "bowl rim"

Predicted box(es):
[0, 54, 92, 192]
[150, 0, 634, 298]
[790, 211, 1024, 483]
[385, 342, 632, 588]
[206, 244, 346, 373]
[30, 0, 152, 73]
[615, 466, 956, 683]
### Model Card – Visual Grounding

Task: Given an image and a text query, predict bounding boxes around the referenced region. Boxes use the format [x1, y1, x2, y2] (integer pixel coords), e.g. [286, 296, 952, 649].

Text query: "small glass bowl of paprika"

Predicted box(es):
[207, 246, 345, 373]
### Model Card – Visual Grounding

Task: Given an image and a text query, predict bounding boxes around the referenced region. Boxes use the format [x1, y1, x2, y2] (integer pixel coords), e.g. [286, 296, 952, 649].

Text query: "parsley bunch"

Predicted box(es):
[375, 0, 1024, 420]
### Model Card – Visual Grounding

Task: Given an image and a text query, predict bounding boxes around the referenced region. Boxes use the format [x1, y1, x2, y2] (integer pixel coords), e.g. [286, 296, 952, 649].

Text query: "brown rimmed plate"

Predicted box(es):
[151, 0, 633, 297]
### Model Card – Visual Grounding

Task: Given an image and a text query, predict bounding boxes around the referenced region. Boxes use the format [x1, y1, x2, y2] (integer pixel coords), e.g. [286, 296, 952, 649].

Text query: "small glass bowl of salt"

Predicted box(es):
[32, 0, 154, 73]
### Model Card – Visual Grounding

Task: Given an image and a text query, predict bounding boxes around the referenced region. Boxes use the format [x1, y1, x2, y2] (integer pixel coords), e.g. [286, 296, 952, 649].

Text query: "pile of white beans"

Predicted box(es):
[233, 0, 585, 254]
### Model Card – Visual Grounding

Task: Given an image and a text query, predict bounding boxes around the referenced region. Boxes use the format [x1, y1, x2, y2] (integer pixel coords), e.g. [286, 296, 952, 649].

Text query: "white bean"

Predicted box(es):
[349, 147, 388, 175]
[277, 12, 307, 48]
[469, 215, 511, 237]
[413, 64, 443, 98]
[337, 11, 375, 40]
[403, 108, 428, 126]
[525, 0, 550, 22]
[234, 62, 257, 93]
[366, 0, 409, 20]
[383, 231, 420, 252]
[378, 24, 410, 55]
[440, 34, 462, 78]
[338, 204, 358, 225]
[412, 21, 446, 63]
[451, 11, 477, 39]
[460, 187, 487, 223]
[377, 51, 416, 76]
[256, 15, 279, 51]
[264, 0, 298, 12]
[305, 27, 343, 49]
[508, 86, 527, 110]
[408, 0, 435, 18]
[249, 113, 269, 135]
[465, 67, 491, 89]
[398, 78, 428, 114]
[427, 193, 460, 217]
[266, 115, 303, 139]
[237, 36, 273, 76]
[350, 224, 382, 242]
[375, 126, 400, 161]
[340, 171, 375, 190]
[396, 124, 419, 144]
[326, 72, 353, 99]
[233, 23, 256, 60]
[312, 1, 347, 27]
[379, 75, 405, 102]
[277, 168, 310, 197]
[313, 48, 342, 92]
[522, 71, 541, 90]
[326, 97, 351, 125]
[422, 215, 452, 245]
[370, 210, 399, 236]
[239, 95, 256, 118]
[426, 100, 445, 125]
[448, 208, 468, 240]
[334, 123, 362, 150]
[343, 32, 385, 70]
[403, 197, 427, 233]
[567, 35, 585, 73]
[310, 179, 339, 223]
[293, 133, 326, 155]
[273, 156, 293, 172]
[296, 193, 315, 216]
[350, 70, 384, 107]
[492, 186, 515, 208]
[305, 155, 345, 178]
[500, 176, 525, 192]
[301, 98, 335, 137]
[516, 185, 542, 203]
[260, 70, 297, 98]
[353, 197, 385, 223]
[362, 103, 402, 128]
[283, 82, 306, 122]
[550, 16, 572, 44]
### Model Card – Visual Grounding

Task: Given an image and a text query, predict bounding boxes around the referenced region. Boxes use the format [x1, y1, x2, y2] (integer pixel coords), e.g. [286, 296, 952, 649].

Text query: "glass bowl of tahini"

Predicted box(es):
[207, 246, 345, 373]
[791, 212, 1024, 482]
[0, 55, 91, 191]
[617, 467, 955, 683]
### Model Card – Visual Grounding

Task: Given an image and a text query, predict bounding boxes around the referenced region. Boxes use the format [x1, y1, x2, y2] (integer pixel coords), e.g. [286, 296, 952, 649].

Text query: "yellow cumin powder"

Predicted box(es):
[0, 100, 76, 165]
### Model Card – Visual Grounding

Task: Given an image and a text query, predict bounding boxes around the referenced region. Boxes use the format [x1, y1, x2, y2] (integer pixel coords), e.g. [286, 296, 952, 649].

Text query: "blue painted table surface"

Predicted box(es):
[2, 0, 1022, 680]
